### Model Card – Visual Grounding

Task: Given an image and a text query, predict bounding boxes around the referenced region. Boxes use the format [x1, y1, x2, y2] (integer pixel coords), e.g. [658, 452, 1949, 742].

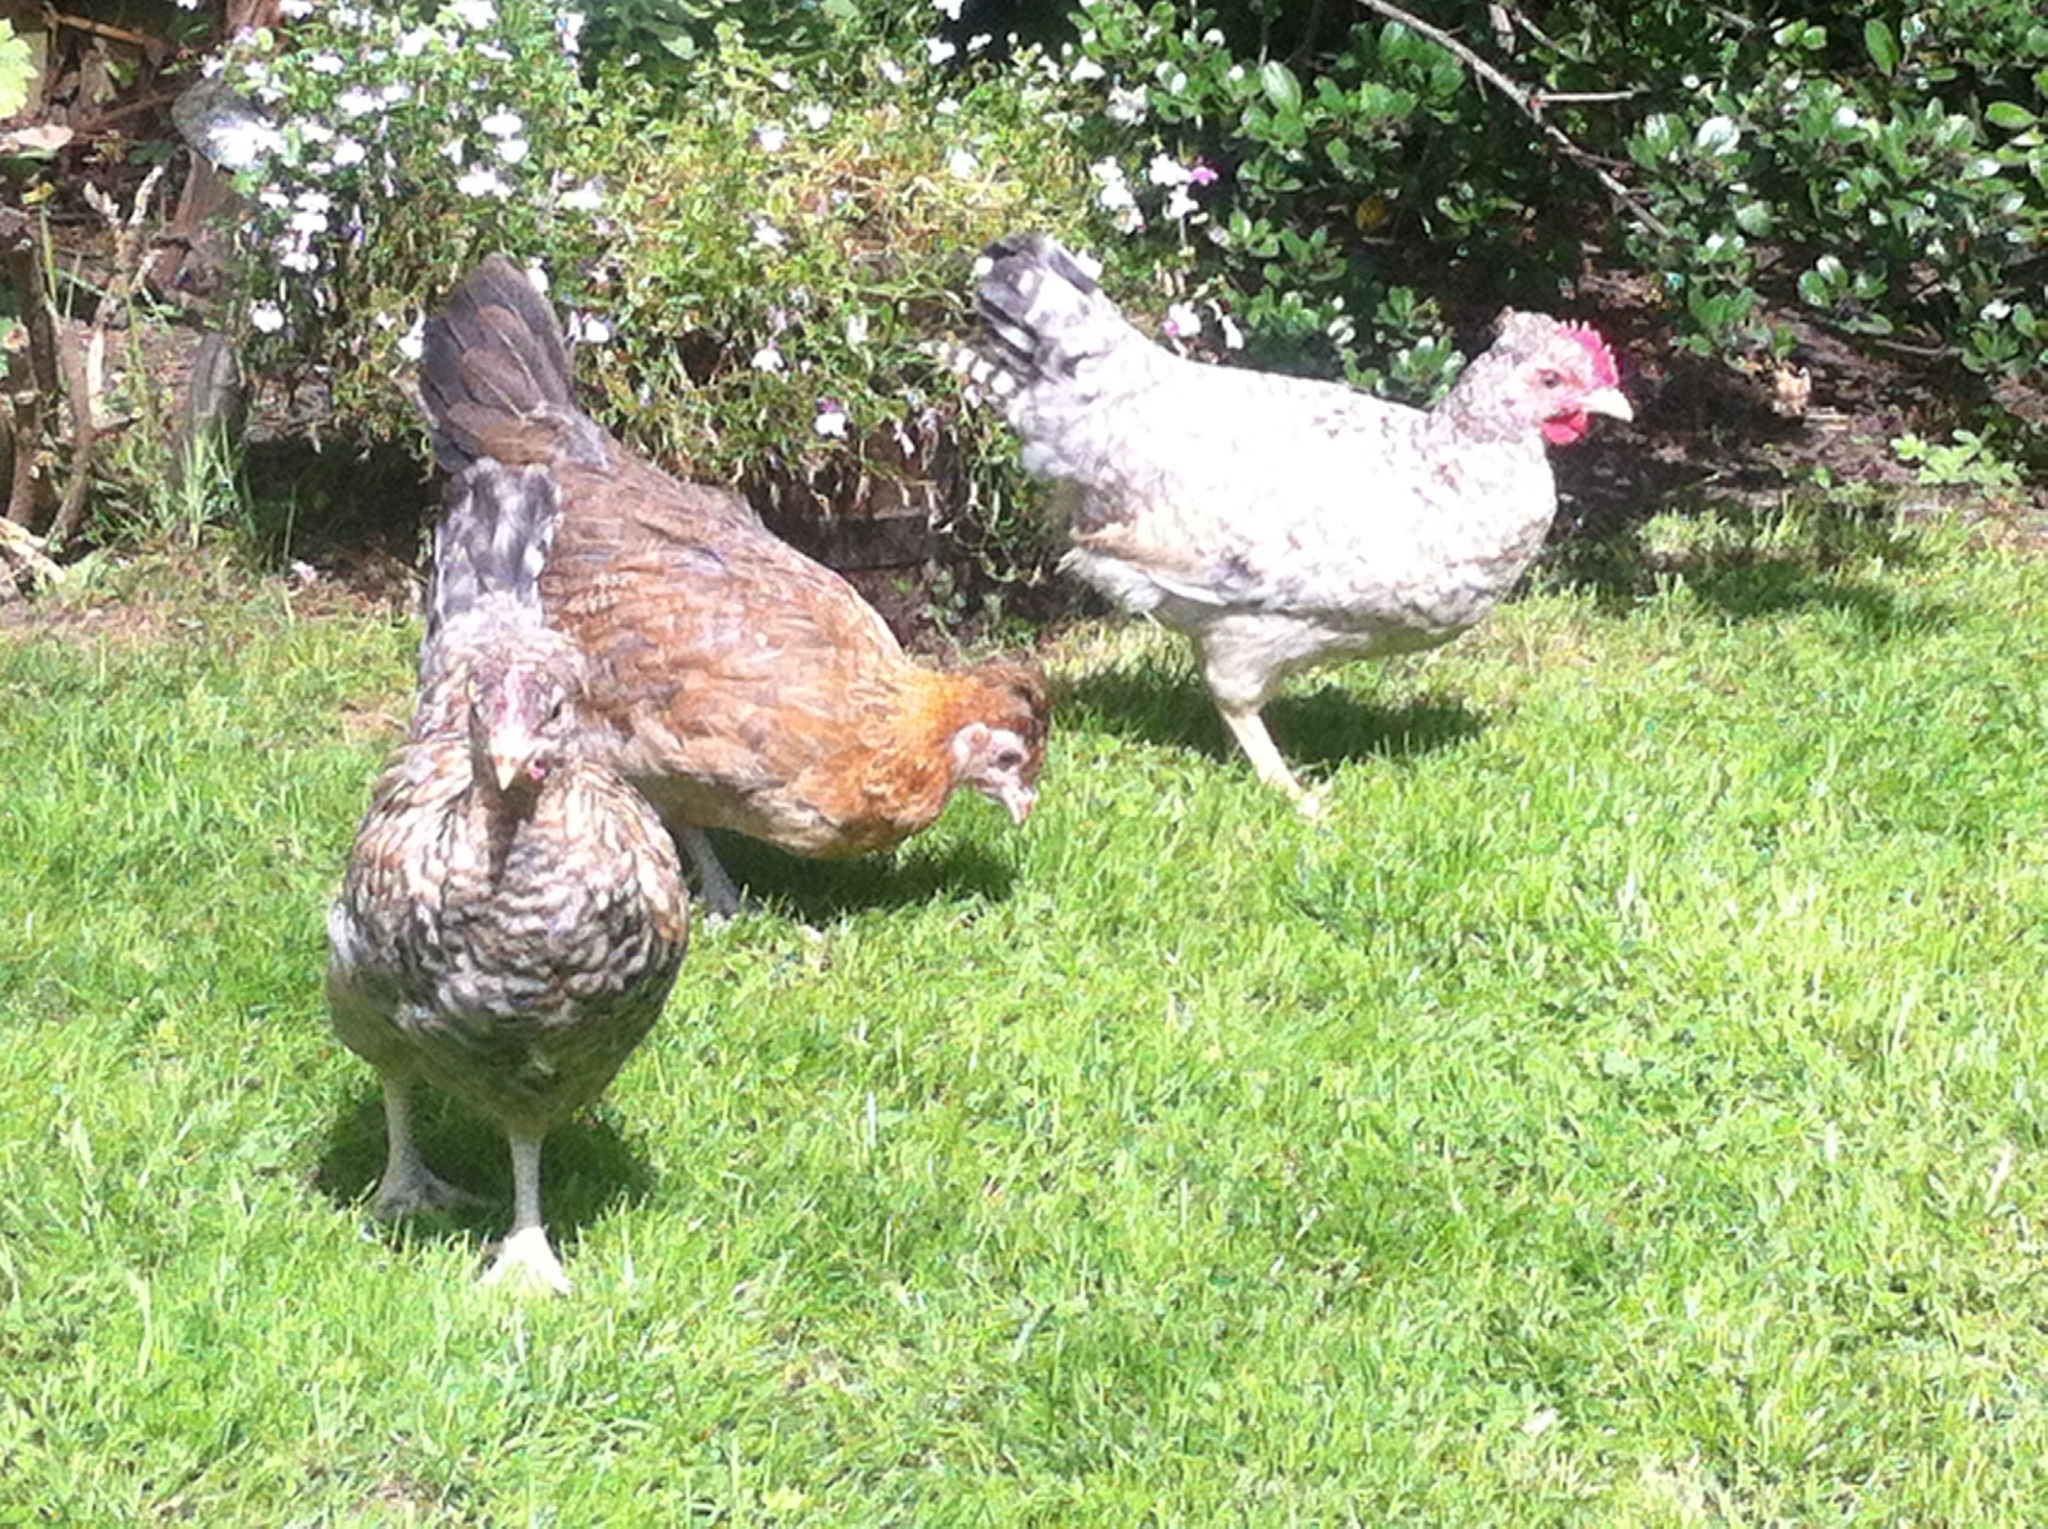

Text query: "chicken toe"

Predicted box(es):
[481, 1225, 572, 1296]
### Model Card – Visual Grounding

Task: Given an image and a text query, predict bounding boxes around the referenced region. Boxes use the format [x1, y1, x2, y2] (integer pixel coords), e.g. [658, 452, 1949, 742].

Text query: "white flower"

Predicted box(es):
[289, 209, 330, 235]
[1069, 57, 1106, 83]
[308, 52, 345, 75]
[440, 137, 466, 167]
[753, 124, 789, 153]
[448, 0, 495, 28]
[524, 263, 548, 294]
[379, 83, 409, 106]
[1163, 302, 1200, 338]
[751, 343, 784, 372]
[249, 301, 286, 334]
[844, 313, 869, 346]
[398, 318, 425, 361]
[1218, 311, 1244, 350]
[300, 121, 336, 146]
[295, 190, 334, 213]
[751, 216, 786, 250]
[208, 120, 285, 171]
[935, 98, 960, 117]
[814, 405, 850, 439]
[567, 312, 612, 344]
[801, 102, 832, 130]
[1105, 85, 1148, 125]
[968, 33, 991, 52]
[1147, 154, 1193, 187]
[1165, 187, 1198, 221]
[258, 189, 290, 210]
[1111, 204, 1143, 234]
[475, 38, 510, 60]
[878, 57, 907, 86]
[279, 0, 316, 16]
[946, 147, 978, 179]
[1694, 114, 1742, 156]
[397, 27, 436, 58]
[331, 137, 367, 168]
[559, 180, 604, 212]
[494, 137, 529, 164]
[557, 10, 585, 56]
[279, 247, 320, 273]
[926, 38, 957, 65]
[456, 166, 512, 199]
[932, 0, 964, 17]
[334, 87, 382, 119]
[480, 110, 524, 139]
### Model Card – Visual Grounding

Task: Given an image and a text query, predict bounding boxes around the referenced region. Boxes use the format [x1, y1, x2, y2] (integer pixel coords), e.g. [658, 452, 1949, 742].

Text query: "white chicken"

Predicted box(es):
[962, 232, 1632, 808]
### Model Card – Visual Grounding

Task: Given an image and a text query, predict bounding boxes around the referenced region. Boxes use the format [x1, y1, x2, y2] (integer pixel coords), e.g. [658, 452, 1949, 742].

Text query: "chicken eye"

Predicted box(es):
[1537, 368, 1565, 390]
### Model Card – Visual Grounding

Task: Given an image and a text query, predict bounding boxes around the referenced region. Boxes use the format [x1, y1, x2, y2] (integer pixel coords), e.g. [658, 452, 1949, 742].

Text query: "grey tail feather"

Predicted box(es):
[424, 460, 561, 667]
[972, 232, 1111, 390]
[418, 253, 599, 472]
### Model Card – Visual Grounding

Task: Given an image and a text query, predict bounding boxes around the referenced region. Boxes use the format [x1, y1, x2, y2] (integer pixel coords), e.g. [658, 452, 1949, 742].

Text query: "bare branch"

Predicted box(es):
[1351, 0, 1671, 241]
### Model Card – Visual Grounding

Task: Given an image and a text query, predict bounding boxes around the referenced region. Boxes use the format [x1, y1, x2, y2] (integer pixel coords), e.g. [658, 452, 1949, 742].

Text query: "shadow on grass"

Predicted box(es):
[1058, 661, 1486, 776]
[693, 834, 1019, 924]
[312, 1085, 657, 1263]
[1543, 476, 1949, 641]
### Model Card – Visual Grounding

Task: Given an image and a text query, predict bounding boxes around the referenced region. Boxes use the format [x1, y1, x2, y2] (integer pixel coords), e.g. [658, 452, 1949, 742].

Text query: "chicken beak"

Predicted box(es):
[1583, 385, 1633, 422]
[490, 746, 530, 794]
[488, 723, 543, 794]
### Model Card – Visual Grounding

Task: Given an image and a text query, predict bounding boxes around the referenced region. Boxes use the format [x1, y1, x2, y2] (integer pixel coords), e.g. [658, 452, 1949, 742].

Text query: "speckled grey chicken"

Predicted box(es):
[962, 233, 1632, 810]
[326, 460, 690, 1294]
[418, 254, 1050, 916]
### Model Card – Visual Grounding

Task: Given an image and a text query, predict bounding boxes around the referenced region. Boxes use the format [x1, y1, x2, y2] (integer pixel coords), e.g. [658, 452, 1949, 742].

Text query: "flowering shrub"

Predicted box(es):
[1045, 0, 2047, 425]
[204, 0, 2048, 586]
[212, 0, 1106, 596]
[216, 0, 603, 414]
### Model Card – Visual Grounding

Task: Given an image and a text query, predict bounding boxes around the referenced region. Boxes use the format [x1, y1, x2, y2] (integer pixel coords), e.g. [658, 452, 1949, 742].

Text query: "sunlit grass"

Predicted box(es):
[3, 507, 2046, 1522]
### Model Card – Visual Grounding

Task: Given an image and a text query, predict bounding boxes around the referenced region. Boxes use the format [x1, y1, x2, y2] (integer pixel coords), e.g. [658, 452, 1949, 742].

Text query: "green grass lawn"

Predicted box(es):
[4, 507, 2046, 1523]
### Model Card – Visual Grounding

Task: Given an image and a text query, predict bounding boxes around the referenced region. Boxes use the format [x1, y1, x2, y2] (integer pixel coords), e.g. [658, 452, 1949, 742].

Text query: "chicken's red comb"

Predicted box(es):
[1563, 323, 1621, 388]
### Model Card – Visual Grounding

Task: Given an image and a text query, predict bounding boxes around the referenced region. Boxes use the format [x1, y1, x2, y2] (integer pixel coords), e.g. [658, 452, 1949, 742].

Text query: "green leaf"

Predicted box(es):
[1986, 102, 2038, 130]
[1259, 61, 1302, 117]
[1863, 19, 1899, 77]
[1734, 201, 1775, 237]
[0, 21, 34, 120]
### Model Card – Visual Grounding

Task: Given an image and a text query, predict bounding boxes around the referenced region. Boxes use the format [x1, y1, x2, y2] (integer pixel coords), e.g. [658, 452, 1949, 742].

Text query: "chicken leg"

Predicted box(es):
[479, 1133, 572, 1295]
[372, 1075, 482, 1218]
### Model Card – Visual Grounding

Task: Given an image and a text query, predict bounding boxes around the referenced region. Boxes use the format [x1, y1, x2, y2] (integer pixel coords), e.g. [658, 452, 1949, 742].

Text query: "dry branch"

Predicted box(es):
[1352, 0, 1670, 241]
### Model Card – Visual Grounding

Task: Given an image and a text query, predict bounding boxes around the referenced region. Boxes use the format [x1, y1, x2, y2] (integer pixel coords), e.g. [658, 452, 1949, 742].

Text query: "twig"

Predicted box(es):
[0, 208, 58, 529]
[51, 165, 168, 547]
[1351, 0, 1671, 241]
[0, 515, 61, 598]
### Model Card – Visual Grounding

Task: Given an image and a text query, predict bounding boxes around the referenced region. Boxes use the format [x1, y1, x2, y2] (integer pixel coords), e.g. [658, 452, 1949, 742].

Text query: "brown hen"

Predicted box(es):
[327, 460, 690, 1293]
[419, 255, 1050, 913]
